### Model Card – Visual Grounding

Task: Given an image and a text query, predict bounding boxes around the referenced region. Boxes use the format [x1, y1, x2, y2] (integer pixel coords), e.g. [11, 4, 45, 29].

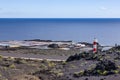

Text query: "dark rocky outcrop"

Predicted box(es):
[48, 44, 59, 48]
[73, 60, 119, 77]
[66, 52, 101, 62]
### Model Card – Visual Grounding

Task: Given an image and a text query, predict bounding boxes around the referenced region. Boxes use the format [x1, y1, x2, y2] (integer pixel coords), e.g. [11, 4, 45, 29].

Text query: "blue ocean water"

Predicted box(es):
[0, 18, 120, 45]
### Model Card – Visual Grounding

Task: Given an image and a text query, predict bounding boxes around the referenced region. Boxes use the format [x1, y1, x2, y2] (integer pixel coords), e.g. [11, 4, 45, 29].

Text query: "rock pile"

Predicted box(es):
[73, 60, 119, 77]
[48, 44, 59, 48]
[108, 46, 120, 52]
[66, 52, 101, 62]
[95, 59, 117, 71]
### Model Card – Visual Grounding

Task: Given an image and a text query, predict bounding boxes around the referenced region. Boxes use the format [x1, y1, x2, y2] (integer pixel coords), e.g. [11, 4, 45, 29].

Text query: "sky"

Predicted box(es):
[0, 0, 120, 46]
[0, 0, 120, 18]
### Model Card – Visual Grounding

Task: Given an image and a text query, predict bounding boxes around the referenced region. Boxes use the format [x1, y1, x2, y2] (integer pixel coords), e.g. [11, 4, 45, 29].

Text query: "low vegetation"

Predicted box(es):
[73, 59, 120, 78]
[0, 48, 120, 80]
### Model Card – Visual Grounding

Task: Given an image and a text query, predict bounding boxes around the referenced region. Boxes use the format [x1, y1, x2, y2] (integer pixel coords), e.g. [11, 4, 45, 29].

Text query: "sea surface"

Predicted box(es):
[0, 18, 120, 45]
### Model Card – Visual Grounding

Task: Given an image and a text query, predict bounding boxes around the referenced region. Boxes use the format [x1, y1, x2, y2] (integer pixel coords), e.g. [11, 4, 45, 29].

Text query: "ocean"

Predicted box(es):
[0, 18, 120, 45]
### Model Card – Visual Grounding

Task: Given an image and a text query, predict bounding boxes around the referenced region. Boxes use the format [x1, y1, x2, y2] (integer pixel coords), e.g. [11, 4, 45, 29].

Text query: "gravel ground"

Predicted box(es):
[0, 48, 120, 80]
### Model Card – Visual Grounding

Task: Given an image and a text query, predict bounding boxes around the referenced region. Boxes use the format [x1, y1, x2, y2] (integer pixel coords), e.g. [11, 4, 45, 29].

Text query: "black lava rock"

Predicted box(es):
[95, 60, 117, 71]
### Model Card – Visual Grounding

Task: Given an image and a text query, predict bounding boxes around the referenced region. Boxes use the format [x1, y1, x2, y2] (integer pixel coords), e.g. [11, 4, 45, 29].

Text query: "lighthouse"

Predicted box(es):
[93, 38, 98, 53]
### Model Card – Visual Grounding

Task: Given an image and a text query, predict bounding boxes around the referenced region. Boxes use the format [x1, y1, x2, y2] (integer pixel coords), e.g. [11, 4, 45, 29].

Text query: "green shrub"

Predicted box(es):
[101, 70, 108, 76]
[62, 61, 67, 65]
[40, 64, 48, 70]
[48, 62, 56, 68]
[50, 69, 63, 77]
[56, 72, 64, 77]
[7, 57, 15, 61]
[9, 64, 16, 69]
[15, 59, 27, 64]
[0, 55, 3, 61]
[113, 70, 119, 74]
[73, 71, 84, 77]
[0, 55, 3, 59]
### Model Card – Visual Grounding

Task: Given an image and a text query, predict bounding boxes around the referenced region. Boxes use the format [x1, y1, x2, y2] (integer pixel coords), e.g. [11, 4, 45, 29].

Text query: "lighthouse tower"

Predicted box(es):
[93, 38, 98, 53]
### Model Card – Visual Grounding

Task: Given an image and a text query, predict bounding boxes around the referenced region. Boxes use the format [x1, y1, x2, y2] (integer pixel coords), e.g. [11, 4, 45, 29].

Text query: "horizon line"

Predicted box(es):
[0, 18, 120, 19]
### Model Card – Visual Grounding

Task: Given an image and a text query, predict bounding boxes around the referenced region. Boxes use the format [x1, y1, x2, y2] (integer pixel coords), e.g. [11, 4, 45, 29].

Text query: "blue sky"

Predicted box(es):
[0, 0, 120, 18]
[0, 1, 120, 45]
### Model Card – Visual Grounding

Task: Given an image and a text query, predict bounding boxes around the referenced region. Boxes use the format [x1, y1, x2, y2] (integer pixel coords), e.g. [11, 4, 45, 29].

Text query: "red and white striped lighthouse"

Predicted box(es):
[93, 38, 98, 53]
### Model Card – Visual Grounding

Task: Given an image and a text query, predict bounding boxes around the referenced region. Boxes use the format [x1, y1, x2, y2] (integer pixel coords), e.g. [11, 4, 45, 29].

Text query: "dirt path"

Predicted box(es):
[0, 52, 66, 61]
